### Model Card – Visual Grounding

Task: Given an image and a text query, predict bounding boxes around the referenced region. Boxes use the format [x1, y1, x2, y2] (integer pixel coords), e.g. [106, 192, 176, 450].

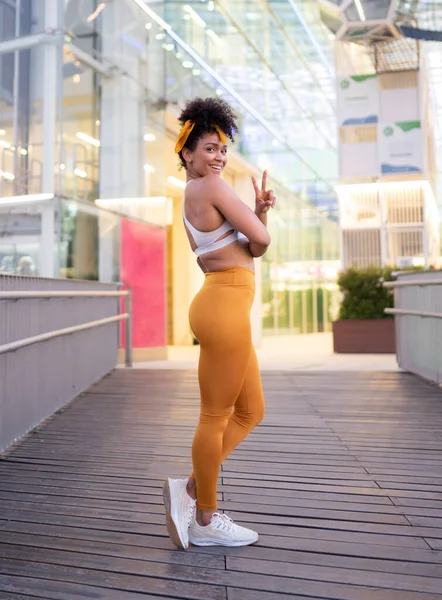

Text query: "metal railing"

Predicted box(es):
[384, 271, 442, 383]
[0, 289, 132, 367]
[0, 276, 133, 453]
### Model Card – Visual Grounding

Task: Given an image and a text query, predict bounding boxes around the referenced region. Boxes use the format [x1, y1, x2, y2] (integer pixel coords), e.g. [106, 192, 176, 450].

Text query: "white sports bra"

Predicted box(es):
[182, 182, 247, 257]
[182, 205, 244, 258]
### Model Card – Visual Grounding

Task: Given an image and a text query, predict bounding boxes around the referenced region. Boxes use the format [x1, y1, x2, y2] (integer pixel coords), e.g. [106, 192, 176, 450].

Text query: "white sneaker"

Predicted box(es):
[163, 477, 196, 550]
[189, 512, 259, 547]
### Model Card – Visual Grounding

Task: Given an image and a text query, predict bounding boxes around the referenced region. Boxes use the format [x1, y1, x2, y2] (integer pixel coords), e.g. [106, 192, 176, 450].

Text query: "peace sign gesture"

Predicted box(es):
[252, 170, 276, 215]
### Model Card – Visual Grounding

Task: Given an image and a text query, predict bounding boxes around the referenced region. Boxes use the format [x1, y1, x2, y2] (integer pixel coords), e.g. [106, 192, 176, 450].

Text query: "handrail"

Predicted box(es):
[0, 289, 132, 367]
[0, 290, 129, 299]
[384, 279, 442, 288]
[385, 308, 442, 319]
[0, 314, 129, 354]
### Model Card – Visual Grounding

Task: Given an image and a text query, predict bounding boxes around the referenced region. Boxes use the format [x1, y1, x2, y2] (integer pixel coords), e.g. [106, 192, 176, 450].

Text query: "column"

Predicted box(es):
[99, 2, 145, 200]
[39, 0, 62, 277]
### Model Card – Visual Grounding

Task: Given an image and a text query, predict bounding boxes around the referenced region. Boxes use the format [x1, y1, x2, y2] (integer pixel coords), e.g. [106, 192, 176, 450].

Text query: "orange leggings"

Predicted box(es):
[188, 267, 265, 511]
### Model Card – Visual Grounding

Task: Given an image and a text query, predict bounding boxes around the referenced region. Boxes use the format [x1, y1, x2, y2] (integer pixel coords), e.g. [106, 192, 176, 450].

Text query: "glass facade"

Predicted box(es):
[0, 0, 341, 344]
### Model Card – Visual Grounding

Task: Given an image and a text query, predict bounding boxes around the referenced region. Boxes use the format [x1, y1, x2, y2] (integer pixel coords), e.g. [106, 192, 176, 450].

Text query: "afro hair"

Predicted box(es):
[177, 97, 238, 168]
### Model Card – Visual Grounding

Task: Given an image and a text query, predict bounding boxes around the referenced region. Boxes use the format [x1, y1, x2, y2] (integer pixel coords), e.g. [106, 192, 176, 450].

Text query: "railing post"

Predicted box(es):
[125, 289, 133, 368]
[116, 282, 122, 351]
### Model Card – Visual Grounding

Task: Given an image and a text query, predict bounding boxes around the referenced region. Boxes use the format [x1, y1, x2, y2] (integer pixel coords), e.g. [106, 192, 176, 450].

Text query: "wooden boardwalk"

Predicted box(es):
[1, 369, 442, 599]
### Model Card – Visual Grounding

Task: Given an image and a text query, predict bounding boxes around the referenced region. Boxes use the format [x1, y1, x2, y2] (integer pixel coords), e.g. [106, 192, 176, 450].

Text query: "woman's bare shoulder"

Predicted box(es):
[187, 175, 231, 200]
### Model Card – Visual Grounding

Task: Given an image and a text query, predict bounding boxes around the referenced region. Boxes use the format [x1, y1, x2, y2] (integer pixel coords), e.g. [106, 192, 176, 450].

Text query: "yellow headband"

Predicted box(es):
[175, 120, 227, 153]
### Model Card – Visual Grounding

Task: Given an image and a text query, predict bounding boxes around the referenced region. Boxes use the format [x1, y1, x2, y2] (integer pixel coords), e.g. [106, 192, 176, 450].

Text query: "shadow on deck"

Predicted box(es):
[1, 369, 442, 599]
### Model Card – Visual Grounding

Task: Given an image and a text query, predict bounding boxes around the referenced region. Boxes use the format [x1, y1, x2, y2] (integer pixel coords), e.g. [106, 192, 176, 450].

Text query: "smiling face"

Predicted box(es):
[182, 131, 228, 178]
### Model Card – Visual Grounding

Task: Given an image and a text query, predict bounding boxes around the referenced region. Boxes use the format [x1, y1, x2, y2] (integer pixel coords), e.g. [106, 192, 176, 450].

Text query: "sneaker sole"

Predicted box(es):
[163, 479, 187, 550]
[189, 535, 259, 547]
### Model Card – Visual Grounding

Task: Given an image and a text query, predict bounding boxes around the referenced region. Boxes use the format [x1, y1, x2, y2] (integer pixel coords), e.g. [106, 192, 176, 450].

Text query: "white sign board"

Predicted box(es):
[378, 121, 423, 175]
[380, 87, 419, 122]
[337, 75, 379, 127]
[340, 142, 378, 178]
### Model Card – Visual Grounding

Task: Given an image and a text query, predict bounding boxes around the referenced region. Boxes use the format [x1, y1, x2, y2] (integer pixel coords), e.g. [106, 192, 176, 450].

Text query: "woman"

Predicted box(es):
[163, 97, 275, 549]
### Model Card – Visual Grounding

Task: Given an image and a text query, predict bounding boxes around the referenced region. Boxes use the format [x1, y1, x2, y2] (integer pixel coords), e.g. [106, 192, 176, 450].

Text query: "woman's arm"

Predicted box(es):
[208, 176, 271, 255]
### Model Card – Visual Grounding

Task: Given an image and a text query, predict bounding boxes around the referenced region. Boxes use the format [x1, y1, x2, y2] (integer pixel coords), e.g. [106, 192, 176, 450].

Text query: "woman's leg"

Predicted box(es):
[187, 347, 264, 514]
[191, 339, 251, 514]
[219, 347, 265, 461]
[189, 346, 264, 475]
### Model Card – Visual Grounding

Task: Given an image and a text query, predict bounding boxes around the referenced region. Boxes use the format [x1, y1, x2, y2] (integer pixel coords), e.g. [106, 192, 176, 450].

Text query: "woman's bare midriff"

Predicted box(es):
[196, 237, 254, 274]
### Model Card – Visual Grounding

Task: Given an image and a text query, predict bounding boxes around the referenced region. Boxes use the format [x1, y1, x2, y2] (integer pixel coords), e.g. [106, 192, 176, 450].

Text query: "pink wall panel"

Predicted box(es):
[121, 218, 166, 348]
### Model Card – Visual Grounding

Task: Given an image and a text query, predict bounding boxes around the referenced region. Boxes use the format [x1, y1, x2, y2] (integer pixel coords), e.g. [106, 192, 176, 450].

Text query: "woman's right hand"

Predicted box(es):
[208, 175, 271, 254]
[252, 170, 276, 216]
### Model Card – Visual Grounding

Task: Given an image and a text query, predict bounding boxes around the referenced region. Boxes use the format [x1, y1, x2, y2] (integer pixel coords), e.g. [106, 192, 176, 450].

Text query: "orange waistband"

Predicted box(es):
[204, 266, 255, 286]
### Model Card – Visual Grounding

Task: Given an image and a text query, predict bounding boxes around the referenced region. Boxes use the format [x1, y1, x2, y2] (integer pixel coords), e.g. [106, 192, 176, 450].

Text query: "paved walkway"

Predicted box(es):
[134, 333, 399, 372]
[1, 367, 441, 599]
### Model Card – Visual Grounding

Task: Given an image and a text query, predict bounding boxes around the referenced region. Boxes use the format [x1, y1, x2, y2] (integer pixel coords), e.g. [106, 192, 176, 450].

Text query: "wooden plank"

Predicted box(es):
[222, 492, 442, 518]
[228, 591, 308, 600]
[217, 500, 409, 525]
[227, 556, 442, 594]
[227, 591, 325, 600]
[0, 557, 227, 600]
[216, 543, 442, 579]
[0, 533, 225, 570]
[0, 574, 166, 600]
[226, 516, 431, 548]
[221, 477, 442, 501]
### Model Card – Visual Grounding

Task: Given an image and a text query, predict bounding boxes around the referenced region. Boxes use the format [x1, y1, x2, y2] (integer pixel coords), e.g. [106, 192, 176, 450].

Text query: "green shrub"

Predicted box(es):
[337, 266, 395, 320]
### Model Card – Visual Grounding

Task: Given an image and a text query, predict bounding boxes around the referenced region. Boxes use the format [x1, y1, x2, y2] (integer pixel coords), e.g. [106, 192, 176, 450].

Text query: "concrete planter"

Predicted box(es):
[332, 319, 396, 354]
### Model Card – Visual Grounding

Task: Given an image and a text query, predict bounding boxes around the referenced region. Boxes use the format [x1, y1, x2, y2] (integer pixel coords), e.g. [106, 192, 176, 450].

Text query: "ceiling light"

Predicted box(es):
[168, 176, 186, 189]
[162, 43, 174, 51]
[354, 0, 366, 21]
[182, 60, 193, 68]
[216, 88, 223, 96]
[74, 168, 87, 178]
[176, 51, 183, 59]
[156, 33, 165, 40]
[144, 133, 156, 141]
[208, 1, 215, 10]
[145, 22, 152, 29]
[0, 130, 5, 135]
[192, 69, 201, 76]
[59, 163, 66, 170]
[73, 74, 80, 83]
[206, 29, 223, 46]
[0, 140, 11, 149]
[0, 193, 54, 206]
[96, 120, 100, 126]
[20, 148, 27, 155]
[87, 2, 106, 22]
[182, 5, 206, 28]
[0, 170, 15, 181]
[144, 163, 155, 173]
[76, 132, 100, 147]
